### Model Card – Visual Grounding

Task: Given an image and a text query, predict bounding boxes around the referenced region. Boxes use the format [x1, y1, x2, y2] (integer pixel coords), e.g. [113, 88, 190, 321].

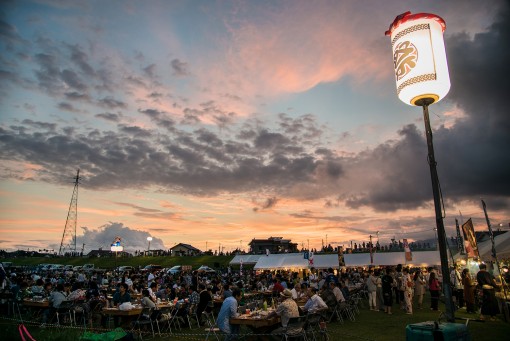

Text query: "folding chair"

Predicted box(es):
[203, 313, 222, 341]
[326, 302, 342, 324]
[305, 312, 328, 341]
[131, 307, 155, 340]
[339, 301, 355, 322]
[157, 305, 174, 334]
[187, 303, 201, 328]
[56, 300, 75, 326]
[282, 316, 308, 341]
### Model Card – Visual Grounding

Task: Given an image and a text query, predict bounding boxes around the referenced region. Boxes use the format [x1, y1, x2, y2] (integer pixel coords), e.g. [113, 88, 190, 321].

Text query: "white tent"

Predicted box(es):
[343, 251, 443, 267]
[229, 254, 263, 265]
[477, 231, 510, 261]
[253, 253, 339, 270]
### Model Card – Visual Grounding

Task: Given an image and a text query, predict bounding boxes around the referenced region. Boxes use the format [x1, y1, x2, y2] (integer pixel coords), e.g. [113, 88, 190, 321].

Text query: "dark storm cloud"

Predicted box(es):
[61, 69, 87, 91]
[58, 102, 80, 112]
[143, 63, 156, 78]
[98, 97, 127, 109]
[0, 19, 24, 47]
[253, 197, 279, 212]
[65, 91, 90, 101]
[438, 3, 510, 197]
[34, 52, 61, 91]
[95, 112, 120, 122]
[0, 112, 328, 194]
[21, 119, 56, 131]
[65, 43, 95, 76]
[138, 108, 176, 132]
[171, 58, 190, 76]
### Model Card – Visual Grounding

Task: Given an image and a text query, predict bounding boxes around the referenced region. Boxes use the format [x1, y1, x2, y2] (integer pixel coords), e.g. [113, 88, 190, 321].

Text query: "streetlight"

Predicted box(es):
[147, 236, 152, 255]
[386, 11, 454, 322]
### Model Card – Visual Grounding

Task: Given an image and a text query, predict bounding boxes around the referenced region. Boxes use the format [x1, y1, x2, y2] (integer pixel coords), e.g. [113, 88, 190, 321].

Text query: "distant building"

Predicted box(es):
[249, 237, 298, 254]
[169, 243, 201, 256]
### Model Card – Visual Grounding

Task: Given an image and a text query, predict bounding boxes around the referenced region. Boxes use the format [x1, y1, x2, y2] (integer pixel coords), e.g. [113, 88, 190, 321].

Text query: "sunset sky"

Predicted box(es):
[1, 0, 509, 254]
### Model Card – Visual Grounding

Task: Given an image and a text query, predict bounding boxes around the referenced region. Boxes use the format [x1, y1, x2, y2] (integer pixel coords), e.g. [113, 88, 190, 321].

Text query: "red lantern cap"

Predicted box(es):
[385, 11, 446, 36]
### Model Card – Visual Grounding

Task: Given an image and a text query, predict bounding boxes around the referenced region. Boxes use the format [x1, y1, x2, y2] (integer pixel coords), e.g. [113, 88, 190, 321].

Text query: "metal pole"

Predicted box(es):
[420, 101, 455, 322]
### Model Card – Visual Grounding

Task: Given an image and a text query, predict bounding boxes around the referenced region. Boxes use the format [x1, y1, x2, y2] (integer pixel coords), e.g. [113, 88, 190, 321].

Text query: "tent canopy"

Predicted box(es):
[229, 254, 263, 265]
[343, 251, 443, 267]
[252, 253, 339, 270]
[477, 231, 510, 261]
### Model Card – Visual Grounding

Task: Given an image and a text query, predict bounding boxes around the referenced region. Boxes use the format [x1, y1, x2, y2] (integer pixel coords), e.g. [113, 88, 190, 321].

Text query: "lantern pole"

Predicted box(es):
[416, 97, 455, 322]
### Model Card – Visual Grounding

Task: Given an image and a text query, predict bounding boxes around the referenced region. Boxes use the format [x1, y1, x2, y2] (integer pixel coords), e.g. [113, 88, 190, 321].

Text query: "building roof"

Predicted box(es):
[169, 243, 201, 252]
[249, 237, 294, 245]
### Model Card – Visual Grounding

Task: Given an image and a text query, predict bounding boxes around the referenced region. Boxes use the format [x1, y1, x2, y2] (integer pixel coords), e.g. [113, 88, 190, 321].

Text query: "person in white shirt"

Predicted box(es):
[290, 284, 304, 299]
[329, 281, 345, 303]
[303, 287, 328, 313]
[309, 268, 319, 289]
[147, 270, 156, 286]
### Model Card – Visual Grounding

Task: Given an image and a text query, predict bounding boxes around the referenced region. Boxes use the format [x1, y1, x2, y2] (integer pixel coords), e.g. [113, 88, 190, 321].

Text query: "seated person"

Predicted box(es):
[290, 283, 305, 300]
[223, 284, 232, 299]
[217, 289, 242, 337]
[141, 289, 156, 309]
[112, 283, 131, 307]
[196, 283, 212, 322]
[270, 289, 300, 335]
[303, 287, 328, 313]
[329, 281, 345, 303]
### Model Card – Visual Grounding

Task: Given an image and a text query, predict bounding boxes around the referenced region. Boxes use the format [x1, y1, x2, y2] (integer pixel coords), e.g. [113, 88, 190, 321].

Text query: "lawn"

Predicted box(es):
[6, 255, 235, 270]
[1, 294, 508, 340]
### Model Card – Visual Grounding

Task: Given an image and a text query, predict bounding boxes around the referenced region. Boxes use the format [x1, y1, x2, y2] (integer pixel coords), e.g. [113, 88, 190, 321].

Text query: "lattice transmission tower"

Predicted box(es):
[58, 169, 81, 256]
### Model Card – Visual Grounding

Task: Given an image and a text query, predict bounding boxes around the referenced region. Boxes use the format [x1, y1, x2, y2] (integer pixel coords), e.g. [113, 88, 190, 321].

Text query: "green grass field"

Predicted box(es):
[1, 293, 508, 340]
[5, 255, 236, 270]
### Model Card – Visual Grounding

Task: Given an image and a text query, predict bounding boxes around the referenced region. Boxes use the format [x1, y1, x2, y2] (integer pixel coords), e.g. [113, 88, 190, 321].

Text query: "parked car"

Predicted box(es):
[1, 262, 13, 269]
[196, 265, 216, 273]
[116, 266, 135, 273]
[64, 265, 74, 271]
[142, 264, 163, 273]
[166, 265, 182, 275]
[49, 264, 65, 271]
[73, 265, 82, 272]
[39, 264, 52, 271]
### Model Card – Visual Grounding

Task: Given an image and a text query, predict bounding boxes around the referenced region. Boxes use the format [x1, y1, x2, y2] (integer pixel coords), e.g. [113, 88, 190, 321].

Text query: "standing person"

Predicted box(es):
[414, 270, 427, 309]
[395, 264, 404, 309]
[402, 267, 414, 314]
[461, 269, 476, 314]
[217, 288, 241, 339]
[450, 265, 464, 309]
[429, 272, 441, 311]
[366, 270, 378, 311]
[309, 268, 319, 290]
[381, 268, 394, 315]
[375, 269, 384, 311]
[476, 263, 500, 321]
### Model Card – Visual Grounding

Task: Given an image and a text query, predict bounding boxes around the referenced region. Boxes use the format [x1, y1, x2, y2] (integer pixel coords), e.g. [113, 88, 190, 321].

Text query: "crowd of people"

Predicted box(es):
[0, 260, 506, 338]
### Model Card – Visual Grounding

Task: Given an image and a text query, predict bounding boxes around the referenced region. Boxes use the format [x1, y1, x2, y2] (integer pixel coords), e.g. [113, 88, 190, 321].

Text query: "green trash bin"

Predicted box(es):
[406, 321, 471, 341]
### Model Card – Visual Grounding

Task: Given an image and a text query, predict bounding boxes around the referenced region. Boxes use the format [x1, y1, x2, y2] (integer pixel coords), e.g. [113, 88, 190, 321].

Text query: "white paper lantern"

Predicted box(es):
[385, 12, 450, 106]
